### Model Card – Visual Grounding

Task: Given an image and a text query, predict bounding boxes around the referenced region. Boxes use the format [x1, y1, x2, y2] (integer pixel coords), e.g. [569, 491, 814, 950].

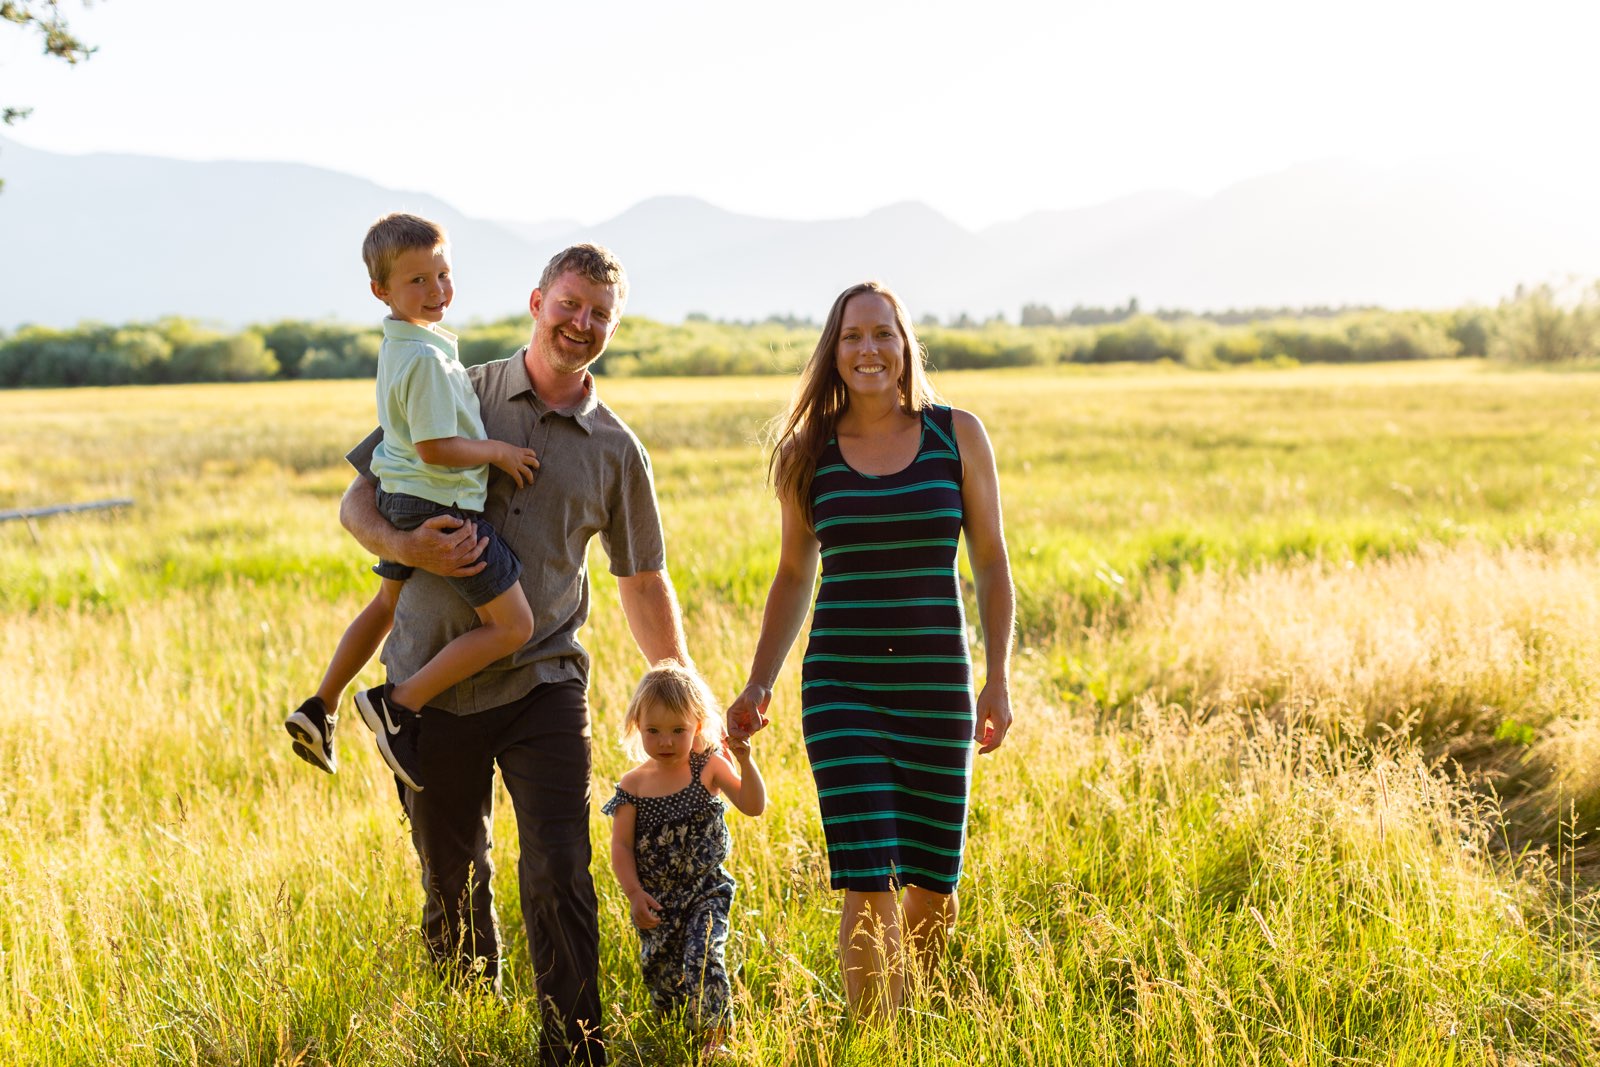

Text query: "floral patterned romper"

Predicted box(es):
[602, 747, 735, 1028]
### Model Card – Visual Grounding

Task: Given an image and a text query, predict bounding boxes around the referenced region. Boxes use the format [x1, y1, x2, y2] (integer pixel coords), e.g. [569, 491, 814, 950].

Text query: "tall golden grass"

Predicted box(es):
[3, 363, 1599, 1064]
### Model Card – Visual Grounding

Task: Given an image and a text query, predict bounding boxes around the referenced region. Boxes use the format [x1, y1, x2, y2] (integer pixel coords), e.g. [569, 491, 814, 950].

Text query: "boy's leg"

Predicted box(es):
[288, 579, 402, 773]
[391, 582, 533, 713]
[317, 579, 402, 707]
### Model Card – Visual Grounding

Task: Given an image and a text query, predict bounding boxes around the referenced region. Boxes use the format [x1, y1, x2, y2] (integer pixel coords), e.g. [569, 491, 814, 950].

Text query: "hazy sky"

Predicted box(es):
[2, 0, 1594, 230]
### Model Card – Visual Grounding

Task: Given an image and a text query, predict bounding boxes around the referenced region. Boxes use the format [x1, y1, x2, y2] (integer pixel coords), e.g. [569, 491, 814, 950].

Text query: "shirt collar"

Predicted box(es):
[509, 346, 599, 433]
[382, 317, 459, 358]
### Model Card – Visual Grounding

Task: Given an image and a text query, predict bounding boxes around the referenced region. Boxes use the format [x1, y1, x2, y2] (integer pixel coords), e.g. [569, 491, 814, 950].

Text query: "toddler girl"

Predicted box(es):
[602, 664, 766, 1055]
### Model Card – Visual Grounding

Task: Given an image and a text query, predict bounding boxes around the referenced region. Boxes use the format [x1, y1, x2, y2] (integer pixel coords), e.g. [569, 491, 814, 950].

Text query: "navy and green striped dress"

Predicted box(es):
[802, 404, 974, 894]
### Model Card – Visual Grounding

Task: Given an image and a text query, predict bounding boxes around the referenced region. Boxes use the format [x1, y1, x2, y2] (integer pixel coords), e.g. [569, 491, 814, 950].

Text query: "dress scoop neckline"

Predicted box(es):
[834, 411, 926, 480]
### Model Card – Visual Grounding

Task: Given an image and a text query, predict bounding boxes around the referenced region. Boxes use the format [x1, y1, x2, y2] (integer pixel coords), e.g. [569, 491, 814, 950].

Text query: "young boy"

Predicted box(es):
[285, 212, 537, 791]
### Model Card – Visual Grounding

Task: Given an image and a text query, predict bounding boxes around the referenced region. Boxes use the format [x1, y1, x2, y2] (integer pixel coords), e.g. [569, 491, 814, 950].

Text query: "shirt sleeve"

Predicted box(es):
[346, 427, 383, 481]
[396, 350, 463, 444]
[600, 438, 668, 577]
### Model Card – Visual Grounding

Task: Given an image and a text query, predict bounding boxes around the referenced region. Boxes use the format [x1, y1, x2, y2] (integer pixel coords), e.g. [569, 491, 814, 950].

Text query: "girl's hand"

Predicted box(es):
[724, 734, 752, 758]
[628, 890, 663, 930]
[491, 442, 541, 488]
[726, 683, 771, 740]
[975, 680, 1012, 754]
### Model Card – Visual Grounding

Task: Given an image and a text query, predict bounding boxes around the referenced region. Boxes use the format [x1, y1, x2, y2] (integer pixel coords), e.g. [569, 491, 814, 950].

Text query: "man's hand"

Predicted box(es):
[406, 514, 488, 578]
[341, 475, 488, 579]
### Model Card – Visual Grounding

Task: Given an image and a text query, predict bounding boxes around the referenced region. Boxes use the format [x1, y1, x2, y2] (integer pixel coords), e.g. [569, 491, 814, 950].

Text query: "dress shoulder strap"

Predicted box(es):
[921, 404, 961, 460]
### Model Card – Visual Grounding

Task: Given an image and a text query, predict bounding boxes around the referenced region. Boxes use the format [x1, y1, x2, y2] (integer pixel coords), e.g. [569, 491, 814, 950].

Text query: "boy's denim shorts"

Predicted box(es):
[372, 489, 524, 609]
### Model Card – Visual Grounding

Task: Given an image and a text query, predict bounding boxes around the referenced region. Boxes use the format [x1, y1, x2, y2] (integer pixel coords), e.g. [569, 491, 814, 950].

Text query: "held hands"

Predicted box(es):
[490, 442, 541, 488]
[975, 680, 1013, 754]
[725, 683, 772, 741]
[407, 514, 488, 578]
[628, 889, 663, 930]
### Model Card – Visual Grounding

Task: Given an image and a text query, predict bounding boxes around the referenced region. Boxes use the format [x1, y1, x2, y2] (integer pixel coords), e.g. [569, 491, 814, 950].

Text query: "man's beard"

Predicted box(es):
[534, 323, 600, 375]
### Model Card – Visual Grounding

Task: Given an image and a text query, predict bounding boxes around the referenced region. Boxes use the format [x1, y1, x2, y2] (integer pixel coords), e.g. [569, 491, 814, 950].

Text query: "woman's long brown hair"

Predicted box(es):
[767, 281, 943, 527]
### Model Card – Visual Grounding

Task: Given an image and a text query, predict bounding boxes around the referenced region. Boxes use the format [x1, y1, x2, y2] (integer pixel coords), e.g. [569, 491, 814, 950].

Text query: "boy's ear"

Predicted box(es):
[371, 279, 389, 304]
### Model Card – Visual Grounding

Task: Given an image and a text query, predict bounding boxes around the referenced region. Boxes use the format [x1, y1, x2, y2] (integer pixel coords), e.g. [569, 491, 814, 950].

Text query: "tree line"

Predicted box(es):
[2, 284, 1596, 388]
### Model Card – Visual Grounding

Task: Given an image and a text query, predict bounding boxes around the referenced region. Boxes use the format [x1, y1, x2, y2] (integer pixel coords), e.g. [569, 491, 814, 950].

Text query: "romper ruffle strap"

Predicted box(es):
[600, 785, 639, 817]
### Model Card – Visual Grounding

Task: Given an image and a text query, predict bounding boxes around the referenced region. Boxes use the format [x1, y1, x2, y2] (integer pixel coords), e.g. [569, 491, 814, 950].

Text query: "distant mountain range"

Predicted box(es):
[2, 137, 1596, 330]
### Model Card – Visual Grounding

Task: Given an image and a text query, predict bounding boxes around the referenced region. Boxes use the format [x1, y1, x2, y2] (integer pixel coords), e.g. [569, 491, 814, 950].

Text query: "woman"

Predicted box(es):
[728, 281, 1015, 1016]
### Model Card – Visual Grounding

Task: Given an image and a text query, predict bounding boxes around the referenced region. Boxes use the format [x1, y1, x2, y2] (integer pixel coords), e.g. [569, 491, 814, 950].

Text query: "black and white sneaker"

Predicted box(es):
[285, 696, 338, 774]
[355, 685, 425, 792]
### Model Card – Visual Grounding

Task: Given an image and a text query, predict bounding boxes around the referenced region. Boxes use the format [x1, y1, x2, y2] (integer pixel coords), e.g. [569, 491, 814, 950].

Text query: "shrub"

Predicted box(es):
[1489, 282, 1600, 364]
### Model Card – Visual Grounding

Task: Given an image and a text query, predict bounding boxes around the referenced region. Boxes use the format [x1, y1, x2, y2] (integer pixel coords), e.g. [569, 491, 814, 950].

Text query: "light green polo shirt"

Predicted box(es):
[369, 318, 489, 510]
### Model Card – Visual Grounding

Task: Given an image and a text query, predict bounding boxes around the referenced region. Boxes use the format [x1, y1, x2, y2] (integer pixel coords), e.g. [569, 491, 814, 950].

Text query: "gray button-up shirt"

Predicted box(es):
[347, 349, 667, 714]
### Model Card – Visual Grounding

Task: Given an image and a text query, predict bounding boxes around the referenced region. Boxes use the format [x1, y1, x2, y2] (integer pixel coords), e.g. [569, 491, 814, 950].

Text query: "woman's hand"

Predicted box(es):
[975, 680, 1012, 754]
[726, 683, 772, 740]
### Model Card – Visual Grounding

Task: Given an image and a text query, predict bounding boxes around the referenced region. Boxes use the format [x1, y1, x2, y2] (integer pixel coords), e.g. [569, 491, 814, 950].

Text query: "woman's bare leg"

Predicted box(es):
[901, 885, 957, 992]
[839, 890, 903, 1018]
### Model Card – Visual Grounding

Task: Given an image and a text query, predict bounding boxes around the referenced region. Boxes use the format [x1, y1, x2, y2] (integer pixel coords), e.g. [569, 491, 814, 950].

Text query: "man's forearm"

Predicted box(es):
[616, 569, 690, 666]
[338, 475, 403, 560]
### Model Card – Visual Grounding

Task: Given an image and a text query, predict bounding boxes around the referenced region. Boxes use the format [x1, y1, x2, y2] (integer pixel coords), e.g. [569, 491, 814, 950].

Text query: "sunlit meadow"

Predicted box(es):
[4, 361, 1600, 1064]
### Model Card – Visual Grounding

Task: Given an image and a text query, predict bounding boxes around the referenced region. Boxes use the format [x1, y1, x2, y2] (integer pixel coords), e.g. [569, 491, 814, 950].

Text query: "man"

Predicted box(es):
[339, 244, 686, 1066]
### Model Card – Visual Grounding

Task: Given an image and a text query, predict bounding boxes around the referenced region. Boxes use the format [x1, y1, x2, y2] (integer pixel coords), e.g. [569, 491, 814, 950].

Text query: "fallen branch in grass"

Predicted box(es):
[0, 497, 134, 523]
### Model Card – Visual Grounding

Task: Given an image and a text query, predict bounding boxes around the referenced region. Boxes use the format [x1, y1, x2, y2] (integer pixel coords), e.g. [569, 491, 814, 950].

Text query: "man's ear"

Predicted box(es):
[529, 288, 543, 317]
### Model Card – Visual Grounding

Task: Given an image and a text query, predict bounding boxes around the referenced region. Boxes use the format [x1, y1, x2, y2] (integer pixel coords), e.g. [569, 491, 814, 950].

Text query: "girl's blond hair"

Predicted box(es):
[619, 663, 724, 761]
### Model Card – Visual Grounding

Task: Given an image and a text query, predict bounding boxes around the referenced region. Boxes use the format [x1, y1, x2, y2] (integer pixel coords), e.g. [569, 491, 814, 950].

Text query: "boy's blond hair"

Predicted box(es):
[619, 663, 724, 760]
[363, 212, 448, 286]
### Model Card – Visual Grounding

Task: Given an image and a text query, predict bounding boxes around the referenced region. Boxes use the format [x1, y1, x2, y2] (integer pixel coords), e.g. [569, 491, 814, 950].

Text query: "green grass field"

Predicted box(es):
[4, 361, 1600, 1065]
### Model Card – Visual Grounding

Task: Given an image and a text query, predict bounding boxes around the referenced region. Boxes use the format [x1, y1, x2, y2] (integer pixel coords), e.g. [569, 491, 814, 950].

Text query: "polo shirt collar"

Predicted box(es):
[510, 346, 600, 433]
[383, 317, 459, 357]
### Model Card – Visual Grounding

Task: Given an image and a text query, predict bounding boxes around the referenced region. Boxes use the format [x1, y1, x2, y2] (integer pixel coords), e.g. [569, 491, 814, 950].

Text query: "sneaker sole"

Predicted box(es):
[289, 738, 336, 774]
[355, 690, 423, 792]
[285, 715, 335, 774]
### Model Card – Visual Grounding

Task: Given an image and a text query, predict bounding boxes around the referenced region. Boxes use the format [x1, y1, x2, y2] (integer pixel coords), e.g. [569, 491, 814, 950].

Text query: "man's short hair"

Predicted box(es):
[539, 243, 628, 307]
[363, 213, 448, 285]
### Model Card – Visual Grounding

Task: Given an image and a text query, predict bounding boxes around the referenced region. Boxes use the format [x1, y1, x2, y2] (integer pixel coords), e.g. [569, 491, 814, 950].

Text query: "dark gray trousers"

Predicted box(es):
[401, 678, 604, 1066]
